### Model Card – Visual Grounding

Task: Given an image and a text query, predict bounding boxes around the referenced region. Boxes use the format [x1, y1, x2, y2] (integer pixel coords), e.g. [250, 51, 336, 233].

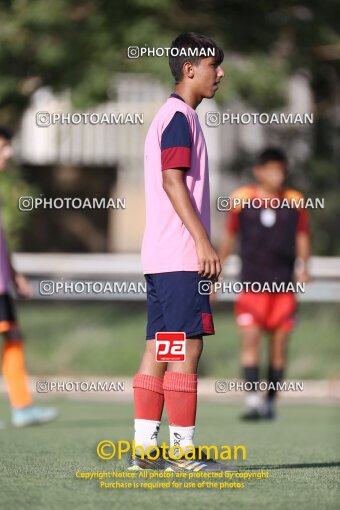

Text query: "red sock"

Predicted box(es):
[163, 371, 197, 426]
[133, 373, 164, 421]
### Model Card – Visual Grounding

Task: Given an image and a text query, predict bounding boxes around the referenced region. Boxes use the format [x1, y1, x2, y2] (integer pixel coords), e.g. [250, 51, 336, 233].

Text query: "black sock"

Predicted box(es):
[243, 366, 259, 392]
[267, 366, 284, 401]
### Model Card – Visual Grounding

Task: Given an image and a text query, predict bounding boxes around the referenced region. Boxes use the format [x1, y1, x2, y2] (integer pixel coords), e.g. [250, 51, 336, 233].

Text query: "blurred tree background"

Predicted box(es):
[0, 170, 37, 251]
[0, 0, 339, 253]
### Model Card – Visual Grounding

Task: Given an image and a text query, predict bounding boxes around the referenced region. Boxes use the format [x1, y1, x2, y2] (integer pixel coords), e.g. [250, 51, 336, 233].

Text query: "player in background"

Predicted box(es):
[0, 126, 58, 428]
[129, 33, 229, 471]
[217, 148, 311, 420]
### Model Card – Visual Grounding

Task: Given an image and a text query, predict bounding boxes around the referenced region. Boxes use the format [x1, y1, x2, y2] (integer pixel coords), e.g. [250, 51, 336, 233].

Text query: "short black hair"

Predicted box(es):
[0, 125, 13, 141]
[169, 32, 224, 84]
[255, 147, 287, 168]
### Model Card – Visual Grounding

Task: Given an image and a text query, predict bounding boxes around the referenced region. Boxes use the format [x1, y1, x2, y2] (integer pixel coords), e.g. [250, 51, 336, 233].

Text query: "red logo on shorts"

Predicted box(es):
[155, 332, 186, 362]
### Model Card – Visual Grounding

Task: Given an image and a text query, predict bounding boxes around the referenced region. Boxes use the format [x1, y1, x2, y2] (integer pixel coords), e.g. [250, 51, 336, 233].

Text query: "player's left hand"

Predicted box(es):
[14, 273, 32, 298]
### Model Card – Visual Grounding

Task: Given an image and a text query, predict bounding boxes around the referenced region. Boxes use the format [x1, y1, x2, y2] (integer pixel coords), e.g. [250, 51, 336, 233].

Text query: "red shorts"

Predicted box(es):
[234, 291, 297, 332]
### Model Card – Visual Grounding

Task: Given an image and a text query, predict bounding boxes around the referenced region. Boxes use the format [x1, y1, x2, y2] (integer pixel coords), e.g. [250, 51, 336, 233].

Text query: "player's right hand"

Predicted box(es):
[14, 273, 32, 299]
[195, 238, 221, 280]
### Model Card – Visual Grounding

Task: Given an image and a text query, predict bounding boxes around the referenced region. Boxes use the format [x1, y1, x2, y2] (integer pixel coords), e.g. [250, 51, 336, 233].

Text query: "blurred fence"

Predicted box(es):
[14, 254, 340, 302]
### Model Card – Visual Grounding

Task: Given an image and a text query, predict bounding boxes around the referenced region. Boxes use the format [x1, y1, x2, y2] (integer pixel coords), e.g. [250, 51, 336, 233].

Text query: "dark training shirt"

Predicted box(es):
[226, 185, 310, 285]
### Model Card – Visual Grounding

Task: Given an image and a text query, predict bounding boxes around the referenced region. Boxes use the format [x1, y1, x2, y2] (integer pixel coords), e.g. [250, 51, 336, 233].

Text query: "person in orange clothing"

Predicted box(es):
[217, 148, 311, 420]
[0, 126, 58, 427]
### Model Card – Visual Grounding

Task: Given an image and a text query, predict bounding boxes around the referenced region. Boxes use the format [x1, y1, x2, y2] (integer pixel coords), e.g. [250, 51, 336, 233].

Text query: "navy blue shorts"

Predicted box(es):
[145, 271, 215, 340]
[0, 294, 16, 323]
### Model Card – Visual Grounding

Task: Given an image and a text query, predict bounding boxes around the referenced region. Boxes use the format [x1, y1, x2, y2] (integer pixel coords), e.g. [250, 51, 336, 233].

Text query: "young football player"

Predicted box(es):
[218, 148, 311, 420]
[130, 33, 228, 471]
[0, 126, 58, 427]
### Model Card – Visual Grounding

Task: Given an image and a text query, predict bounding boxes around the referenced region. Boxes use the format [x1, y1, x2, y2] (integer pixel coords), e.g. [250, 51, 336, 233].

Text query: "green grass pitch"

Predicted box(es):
[17, 301, 340, 379]
[0, 399, 339, 510]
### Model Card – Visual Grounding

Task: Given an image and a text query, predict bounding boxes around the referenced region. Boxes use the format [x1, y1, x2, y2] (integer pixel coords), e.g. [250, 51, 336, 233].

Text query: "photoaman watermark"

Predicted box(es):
[96, 440, 246, 461]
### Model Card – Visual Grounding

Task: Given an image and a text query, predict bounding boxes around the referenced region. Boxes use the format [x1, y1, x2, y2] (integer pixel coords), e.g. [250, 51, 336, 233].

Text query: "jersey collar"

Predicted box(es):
[169, 93, 185, 102]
